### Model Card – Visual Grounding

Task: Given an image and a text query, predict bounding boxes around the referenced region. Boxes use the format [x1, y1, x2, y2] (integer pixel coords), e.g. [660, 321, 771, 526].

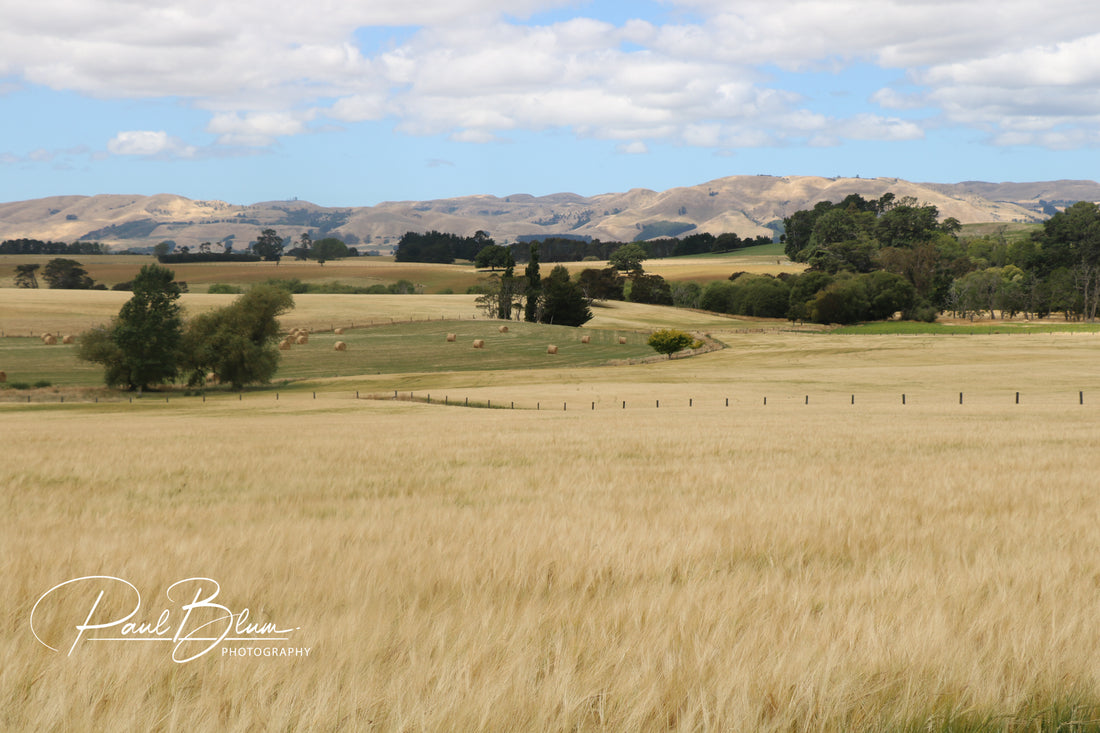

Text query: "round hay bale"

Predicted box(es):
[334, 327, 345, 335]
[547, 345, 558, 354]
[498, 325, 509, 333]
[618, 336, 627, 345]
[446, 333, 457, 342]
[279, 340, 292, 351]
[296, 334, 308, 345]
[472, 339, 485, 349]
[40, 333, 51, 341]
[62, 334, 75, 344]
[581, 335, 591, 344]
[43, 334, 57, 345]
[0, 371, 6, 383]
[334, 341, 347, 351]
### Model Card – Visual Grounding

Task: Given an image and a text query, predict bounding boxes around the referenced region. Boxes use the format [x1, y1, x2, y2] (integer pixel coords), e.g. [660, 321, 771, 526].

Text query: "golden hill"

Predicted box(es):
[2, 176, 1097, 252]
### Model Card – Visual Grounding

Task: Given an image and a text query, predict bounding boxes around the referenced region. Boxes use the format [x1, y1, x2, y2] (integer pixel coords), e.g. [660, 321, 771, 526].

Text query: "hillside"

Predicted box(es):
[2, 176, 1097, 253]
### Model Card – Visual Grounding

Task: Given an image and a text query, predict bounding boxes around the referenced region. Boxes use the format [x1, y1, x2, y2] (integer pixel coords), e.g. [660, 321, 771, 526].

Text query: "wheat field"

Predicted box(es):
[4, 326, 1100, 731]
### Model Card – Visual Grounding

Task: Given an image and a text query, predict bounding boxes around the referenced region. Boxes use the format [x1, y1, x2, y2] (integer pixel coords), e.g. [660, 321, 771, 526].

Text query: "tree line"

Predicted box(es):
[394, 230, 774, 265]
[774, 193, 1100, 322]
[0, 239, 108, 255]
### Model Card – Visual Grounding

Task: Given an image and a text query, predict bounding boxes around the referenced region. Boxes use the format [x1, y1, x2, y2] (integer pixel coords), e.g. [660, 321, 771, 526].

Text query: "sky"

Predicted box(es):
[3, 0, 1100, 207]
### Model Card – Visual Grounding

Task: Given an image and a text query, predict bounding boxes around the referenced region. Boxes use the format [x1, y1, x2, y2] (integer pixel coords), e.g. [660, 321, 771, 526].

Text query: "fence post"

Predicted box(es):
[902, 394, 906, 405]
[959, 392, 963, 405]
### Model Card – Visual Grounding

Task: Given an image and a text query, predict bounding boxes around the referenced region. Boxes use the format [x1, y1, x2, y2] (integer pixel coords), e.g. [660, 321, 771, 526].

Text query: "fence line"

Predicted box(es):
[3, 388, 1094, 408]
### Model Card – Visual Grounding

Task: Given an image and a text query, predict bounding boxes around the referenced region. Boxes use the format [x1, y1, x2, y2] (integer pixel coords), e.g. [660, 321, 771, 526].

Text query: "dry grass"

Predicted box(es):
[4, 390, 1100, 731]
[4, 327, 1100, 730]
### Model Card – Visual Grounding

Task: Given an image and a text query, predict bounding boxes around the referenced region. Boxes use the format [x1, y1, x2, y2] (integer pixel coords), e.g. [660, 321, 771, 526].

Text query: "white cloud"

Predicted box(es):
[206, 112, 312, 147]
[4, 0, 1100, 154]
[616, 141, 648, 154]
[107, 130, 198, 158]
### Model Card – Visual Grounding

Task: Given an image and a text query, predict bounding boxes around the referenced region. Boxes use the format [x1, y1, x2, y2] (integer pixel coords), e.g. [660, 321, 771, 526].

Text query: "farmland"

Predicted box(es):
[3, 261, 1100, 731]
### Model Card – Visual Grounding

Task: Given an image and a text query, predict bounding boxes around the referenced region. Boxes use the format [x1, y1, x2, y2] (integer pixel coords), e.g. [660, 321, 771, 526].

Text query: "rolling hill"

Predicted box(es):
[2, 176, 1097, 253]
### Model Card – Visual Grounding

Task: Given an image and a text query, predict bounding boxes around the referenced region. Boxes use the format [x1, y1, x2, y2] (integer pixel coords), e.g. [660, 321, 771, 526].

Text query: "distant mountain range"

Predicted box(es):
[2, 176, 1098, 253]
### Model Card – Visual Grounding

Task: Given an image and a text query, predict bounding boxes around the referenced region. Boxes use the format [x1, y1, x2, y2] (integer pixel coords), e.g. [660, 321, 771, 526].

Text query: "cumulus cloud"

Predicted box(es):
[107, 131, 198, 158]
[4, 0, 1100, 154]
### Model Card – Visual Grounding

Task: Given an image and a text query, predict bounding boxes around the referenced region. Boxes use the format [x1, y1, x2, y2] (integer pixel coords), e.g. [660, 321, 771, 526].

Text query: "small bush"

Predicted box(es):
[33, 380, 52, 389]
[208, 283, 244, 294]
[9, 382, 31, 390]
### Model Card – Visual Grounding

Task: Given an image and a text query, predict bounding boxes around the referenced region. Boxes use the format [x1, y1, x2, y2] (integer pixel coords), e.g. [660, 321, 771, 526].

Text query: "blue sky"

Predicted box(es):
[3, 0, 1100, 206]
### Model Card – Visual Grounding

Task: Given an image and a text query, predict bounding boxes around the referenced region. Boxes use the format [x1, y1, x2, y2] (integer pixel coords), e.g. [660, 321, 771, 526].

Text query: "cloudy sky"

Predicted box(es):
[3, 0, 1100, 206]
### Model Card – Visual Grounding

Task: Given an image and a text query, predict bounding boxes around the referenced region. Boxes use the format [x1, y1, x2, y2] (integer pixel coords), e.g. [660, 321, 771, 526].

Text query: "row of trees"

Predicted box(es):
[0, 239, 108, 255]
[397, 230, 774, 265]
[78, 264, 293, 391]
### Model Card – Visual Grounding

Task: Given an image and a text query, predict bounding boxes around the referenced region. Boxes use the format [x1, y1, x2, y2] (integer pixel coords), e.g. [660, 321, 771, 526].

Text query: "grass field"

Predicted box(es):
[0, 249, 798, 296]
[4, 288, 1100, 730]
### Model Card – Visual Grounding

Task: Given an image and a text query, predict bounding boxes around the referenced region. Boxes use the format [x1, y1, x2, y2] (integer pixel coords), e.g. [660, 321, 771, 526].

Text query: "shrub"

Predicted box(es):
[208, 283, 244, 294]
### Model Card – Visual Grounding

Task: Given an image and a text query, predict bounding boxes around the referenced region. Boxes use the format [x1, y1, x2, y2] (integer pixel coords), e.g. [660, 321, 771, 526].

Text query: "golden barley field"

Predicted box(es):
[4, 295, 1100, 730]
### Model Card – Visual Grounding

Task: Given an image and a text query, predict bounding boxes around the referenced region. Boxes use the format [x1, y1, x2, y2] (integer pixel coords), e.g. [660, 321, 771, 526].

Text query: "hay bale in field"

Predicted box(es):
[279, 339, 292, 351]
[334, 327, 345, 335]
[62, 335, 75, 344]
[473, 339, 485, 349]
[618, 336, 627, 345]
[446, 333, 457, 342]
[547, 345, 558, 354]
[499, 325, 509, 333]
[0, 371, 6, 383]
[296, 334, 308, 345]
[581, 335, 591, 344]
[42, 334, 57, 345]
[40, 333, 51, 341]
[334, 341, 347, 351]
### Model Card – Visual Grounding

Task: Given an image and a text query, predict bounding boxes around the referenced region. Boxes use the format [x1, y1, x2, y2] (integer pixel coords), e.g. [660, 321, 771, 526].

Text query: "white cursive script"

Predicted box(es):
[31, 576, 302, 663]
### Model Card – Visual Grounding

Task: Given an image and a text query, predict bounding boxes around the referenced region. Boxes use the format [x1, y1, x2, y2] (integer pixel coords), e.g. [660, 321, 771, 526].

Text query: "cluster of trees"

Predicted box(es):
[396, 230, 774, 265]
[78, 264, 294, 391]
[474, 244, 593, 326]
[14, 259, 100, 289]
[153, 230, 358, 264]
[0, 239, 108, 255]
[395, 230, 493, 264]
[772, 193, 1100, 322]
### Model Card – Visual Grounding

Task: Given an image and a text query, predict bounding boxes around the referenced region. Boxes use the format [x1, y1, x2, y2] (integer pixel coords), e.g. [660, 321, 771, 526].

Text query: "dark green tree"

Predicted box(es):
[14, 263, 40, 288]
[577, 267, 624, 301]
[181, 285, 295, 389]
[43, 258, 95, 289]
[539, 265, 592, 326]
[78, 264, 183, 391]
[311, 237, 348, 265]
[609, 243, 647, 272]
[253, 229, 284, 263]
[627, 272, 673, 305]
[524, 243, 541, 322]
[475, 244, 512, 270]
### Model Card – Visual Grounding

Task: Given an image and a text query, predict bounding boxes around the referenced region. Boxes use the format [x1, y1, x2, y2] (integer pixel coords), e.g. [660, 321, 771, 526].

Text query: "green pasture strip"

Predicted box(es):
[2, 321, 656, 387]
[0, 338, 105, 386]
[831, 321, 1100, 335]
[274, 320, 653, 379]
